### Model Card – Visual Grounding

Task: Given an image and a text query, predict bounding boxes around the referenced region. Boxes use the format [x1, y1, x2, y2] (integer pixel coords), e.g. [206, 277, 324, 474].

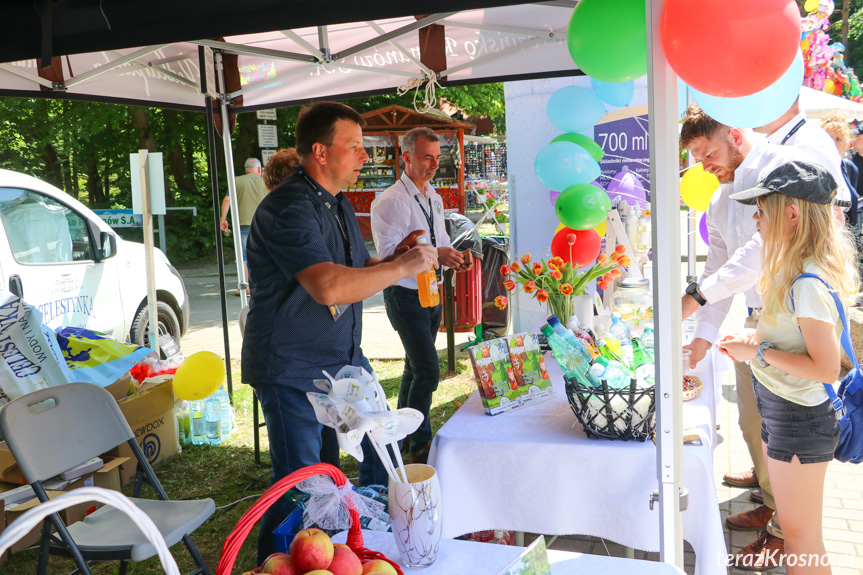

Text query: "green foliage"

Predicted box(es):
[0, 83, 506, 264]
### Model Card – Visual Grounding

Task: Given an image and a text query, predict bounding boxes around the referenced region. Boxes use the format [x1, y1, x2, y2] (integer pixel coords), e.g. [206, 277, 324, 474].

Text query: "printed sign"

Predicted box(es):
[257, 124, 279, 148]
[256, 109, 277, 121]
[93, 209, 143, 228]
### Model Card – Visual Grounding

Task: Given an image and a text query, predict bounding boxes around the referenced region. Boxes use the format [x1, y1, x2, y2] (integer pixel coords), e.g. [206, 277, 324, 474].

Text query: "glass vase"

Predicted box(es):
[545, 294, 574, 326]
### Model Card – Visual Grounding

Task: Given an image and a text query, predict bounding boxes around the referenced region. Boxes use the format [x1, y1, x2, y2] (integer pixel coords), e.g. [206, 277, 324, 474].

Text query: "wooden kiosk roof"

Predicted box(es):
[361, 105, 475, 132]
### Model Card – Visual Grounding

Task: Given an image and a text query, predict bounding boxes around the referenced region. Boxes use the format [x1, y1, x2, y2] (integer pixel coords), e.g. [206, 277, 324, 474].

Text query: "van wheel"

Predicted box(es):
[131, 301, 181, 357]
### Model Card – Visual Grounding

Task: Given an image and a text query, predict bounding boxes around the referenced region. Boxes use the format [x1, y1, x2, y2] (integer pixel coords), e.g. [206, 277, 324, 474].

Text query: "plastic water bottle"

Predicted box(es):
[631, 338, 655, 385]
[190, 400, 206, 445]
[204, 395, 223, 445]
[589, 356, 635, 389]
[547, 316, 592, 364]
[415, 236, 440, 308]
[540, 324, 591, 380]
[594, 324, 627, 365]
[641, 324, 655, 355]
[610, 312, 634, 365]
[566, 316, 601, 358]
[216, 387, 232, 438]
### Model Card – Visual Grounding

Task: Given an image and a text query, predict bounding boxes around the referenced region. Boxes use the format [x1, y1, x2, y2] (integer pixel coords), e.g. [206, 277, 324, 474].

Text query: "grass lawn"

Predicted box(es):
[1, 355, 478, 574]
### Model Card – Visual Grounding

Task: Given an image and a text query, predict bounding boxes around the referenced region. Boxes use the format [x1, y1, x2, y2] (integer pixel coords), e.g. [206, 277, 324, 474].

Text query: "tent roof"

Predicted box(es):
[0, 0, 528, 64]
[799, 86, 863, 120]
[0, 2, 581, 113]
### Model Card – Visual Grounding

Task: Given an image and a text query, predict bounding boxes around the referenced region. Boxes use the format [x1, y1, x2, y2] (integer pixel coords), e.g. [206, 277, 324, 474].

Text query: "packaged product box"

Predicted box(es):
[111, 379, 179, 486]
[468, 338, 522, 416]
[507, 332, 554, 404]
[0, 500, 6, 564]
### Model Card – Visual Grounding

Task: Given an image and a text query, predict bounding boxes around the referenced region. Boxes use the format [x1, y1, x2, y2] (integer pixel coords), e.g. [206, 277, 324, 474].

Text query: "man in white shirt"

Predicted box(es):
[755, 97, 851, 212]
[370, 127, 473, 464]
[679, 105, 811, 570]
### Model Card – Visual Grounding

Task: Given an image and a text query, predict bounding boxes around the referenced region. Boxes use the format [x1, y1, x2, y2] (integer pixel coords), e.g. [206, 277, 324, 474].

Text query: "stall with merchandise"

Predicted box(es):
[346, 105, 474, 240]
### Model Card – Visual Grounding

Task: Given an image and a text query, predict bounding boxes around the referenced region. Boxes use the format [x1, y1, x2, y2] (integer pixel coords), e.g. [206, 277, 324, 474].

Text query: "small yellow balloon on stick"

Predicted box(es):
[680, 164, 720, 212]
[173, 351, 225, 400]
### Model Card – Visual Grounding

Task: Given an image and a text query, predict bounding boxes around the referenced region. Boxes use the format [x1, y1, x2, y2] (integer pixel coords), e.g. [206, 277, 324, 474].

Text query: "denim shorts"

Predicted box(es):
[240, 226, 250, 261]
[753, 375, 839, 464]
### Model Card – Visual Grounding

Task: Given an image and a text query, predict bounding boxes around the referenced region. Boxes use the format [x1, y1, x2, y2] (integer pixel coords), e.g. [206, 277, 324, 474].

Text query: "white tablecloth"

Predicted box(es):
[427, 352, 727, 575]
[333, 530, 686, 574]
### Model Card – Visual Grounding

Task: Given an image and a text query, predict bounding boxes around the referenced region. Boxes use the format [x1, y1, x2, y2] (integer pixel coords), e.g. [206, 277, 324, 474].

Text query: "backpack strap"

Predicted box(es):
[790, 272, 851, 414]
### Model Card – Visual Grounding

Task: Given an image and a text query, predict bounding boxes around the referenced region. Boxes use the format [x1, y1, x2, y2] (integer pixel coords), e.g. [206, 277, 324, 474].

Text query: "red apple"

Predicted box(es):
[289, 528, 334, 573]
[361, 559, 397, 575]
[333, 543, 352, 550]
[303, 571, 334, 575]
[327, 546, 362, 575]
[261, 552, 297, 575]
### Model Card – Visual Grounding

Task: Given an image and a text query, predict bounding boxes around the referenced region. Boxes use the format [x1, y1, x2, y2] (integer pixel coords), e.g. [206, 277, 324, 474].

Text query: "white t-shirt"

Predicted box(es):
[751, 260, 842, 406]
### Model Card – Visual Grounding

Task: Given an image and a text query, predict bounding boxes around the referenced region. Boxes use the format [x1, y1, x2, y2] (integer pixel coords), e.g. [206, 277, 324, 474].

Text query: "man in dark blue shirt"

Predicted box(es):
[242, 102, 437, 562]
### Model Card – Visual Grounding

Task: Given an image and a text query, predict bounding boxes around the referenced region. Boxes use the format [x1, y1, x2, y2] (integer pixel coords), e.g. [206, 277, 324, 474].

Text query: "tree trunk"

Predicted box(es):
[234, 112, 259, 174]
[843, 0, 850, 50]
[129, 108, 158, 152]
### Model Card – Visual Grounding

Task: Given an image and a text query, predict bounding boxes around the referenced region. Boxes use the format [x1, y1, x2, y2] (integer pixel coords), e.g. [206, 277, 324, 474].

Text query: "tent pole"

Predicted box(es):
[646, 0, 684, 569]
[215, 51, 249, 311]
[205, 96, 235, 400]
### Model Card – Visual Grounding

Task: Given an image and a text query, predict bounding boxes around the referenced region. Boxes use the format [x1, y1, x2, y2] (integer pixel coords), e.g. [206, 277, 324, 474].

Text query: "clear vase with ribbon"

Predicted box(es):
[546, 294, 574, 326]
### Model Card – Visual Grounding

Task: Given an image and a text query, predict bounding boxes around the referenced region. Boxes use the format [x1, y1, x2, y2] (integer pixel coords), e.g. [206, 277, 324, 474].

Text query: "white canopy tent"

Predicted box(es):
[800, 85, 863, 120]
[0, 1, 689, 568]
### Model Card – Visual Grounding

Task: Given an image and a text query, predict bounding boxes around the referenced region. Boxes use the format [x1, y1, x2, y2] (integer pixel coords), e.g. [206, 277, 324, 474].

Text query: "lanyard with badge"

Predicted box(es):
[779, 119, 806, 146]
[300, 169, 352, 322]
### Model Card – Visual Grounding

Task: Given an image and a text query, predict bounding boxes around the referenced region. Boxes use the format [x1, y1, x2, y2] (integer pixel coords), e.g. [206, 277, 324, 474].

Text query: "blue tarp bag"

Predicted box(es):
[791, 273, 863, 464]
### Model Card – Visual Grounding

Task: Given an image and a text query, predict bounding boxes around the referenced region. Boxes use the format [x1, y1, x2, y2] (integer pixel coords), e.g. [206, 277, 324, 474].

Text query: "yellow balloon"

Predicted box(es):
[173, 351, 226, 400]
[593, 220, 607, 237]
[804, 0, 818, 12]
[680, 164, 719, 212]
[555, 223, 566, 234]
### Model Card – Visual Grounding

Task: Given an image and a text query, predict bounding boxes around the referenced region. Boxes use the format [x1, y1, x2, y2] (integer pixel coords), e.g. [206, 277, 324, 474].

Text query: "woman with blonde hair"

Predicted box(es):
[718, 161, 858, 573]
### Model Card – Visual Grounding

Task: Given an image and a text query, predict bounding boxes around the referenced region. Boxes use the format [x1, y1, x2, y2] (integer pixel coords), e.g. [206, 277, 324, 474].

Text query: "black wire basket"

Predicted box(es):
[564, 373, 656, 441]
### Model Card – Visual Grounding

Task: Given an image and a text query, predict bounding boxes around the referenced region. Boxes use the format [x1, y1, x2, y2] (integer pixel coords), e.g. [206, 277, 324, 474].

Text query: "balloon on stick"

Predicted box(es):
[555, 184, 611, 230]
[690, 50, 804, 128]
[534, 141, 601, 191]
[699, 212, 710, 246]
[680, 164, 720, 212]
[567, 0, 647, 82]
[660, 0, 801, 97]
[546, 87, 607, 133]
[551, 133, 604, 163]
[173, 351, 226, 400]
[552, 227, 602, 267]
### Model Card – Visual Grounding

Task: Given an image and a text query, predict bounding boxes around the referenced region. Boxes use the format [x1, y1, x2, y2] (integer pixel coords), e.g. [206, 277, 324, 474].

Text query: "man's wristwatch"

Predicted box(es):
[755, 341, 775, 367]
[685, 282, 707, 306]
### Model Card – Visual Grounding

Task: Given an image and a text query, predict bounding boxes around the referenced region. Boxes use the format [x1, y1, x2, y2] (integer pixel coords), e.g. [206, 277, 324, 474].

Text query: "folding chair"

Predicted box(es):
[0, 382, 214, 575]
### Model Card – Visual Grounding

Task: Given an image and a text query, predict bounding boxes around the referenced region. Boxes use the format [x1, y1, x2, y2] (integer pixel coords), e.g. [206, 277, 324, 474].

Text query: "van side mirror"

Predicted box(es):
[98, 231, 117, 261]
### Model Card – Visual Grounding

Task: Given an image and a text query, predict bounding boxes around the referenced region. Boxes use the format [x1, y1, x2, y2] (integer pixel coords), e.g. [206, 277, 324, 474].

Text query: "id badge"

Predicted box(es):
[329, 303, 350, 322]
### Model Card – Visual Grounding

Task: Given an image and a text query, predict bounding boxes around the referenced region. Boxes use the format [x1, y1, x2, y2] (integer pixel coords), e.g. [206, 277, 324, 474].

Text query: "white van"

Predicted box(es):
[0, 169, 189, 349]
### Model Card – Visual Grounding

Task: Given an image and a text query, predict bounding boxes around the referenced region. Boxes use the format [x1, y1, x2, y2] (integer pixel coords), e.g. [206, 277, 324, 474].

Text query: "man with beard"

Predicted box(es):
[679, 104, 812, 570]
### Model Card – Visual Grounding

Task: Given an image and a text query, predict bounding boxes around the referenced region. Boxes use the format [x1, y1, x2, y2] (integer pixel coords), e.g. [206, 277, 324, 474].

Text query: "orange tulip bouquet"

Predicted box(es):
[495, 234, 630, 323]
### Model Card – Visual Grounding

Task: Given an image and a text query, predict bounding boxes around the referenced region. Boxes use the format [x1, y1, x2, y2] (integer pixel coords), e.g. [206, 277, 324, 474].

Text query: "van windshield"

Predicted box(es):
[0, 188, 90, 263]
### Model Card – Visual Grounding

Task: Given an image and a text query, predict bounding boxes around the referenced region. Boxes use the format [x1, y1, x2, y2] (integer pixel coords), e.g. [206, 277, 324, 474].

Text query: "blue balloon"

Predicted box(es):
[690, 50, 804, 129]
[546, 86, 606, 133]
[534, 141, 601, 192]
[590, 78, 635, 107]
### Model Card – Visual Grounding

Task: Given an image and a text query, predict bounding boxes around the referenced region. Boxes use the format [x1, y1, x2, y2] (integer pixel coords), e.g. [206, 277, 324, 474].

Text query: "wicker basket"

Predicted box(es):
[683, 375, 704, 402]
[564, 375, 656, 441]
[216, 463, 404, 575]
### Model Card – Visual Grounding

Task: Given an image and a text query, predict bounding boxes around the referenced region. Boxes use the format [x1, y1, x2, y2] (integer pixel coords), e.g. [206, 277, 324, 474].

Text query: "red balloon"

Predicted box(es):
[660, 0, 800, 97]
[551, 228, 601, 268]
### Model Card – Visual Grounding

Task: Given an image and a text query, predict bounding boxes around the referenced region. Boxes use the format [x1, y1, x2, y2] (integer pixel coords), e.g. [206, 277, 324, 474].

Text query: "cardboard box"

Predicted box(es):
[507, 333, 554, 404]
[468, 338, 522, 416]
[113, 380, 178, 486]
[4, 490, 92, 553]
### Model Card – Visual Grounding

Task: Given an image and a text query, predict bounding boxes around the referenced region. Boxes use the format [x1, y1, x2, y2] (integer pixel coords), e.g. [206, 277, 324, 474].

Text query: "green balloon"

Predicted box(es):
[555, 183, 611, 230]
[567, 0, 647, 83]
[551, 133, 604, 163]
